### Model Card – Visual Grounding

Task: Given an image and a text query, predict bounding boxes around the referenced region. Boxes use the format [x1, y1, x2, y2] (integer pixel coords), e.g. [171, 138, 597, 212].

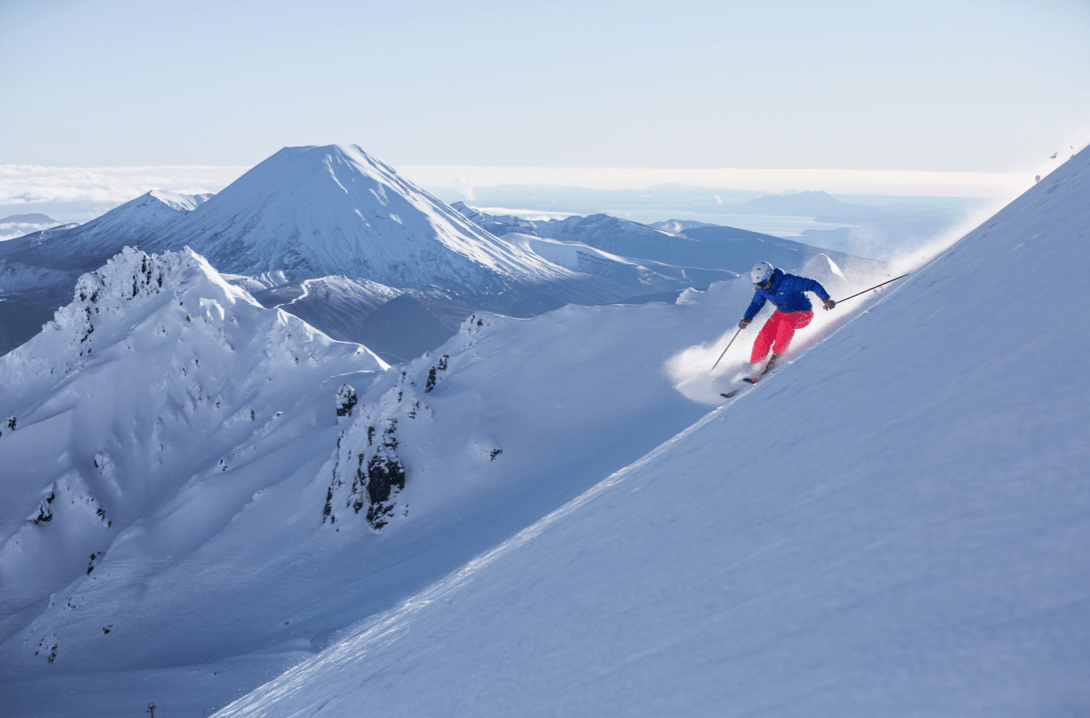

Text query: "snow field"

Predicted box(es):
[210, 148, 1090, 717]
[1, 239, 753, 714]
[2, 146, 1086, 717]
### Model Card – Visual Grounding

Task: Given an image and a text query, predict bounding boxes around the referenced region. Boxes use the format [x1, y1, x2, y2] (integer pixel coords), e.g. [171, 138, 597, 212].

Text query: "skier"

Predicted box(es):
[737, 261, 835, 382]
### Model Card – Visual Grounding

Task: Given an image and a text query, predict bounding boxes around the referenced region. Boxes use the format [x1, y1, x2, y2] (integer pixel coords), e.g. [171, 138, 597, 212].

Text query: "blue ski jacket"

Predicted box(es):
[743, 269, 830, 320]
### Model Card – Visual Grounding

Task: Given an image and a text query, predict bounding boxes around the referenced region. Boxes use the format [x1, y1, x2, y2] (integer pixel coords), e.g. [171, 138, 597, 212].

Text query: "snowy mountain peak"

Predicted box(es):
[146, 188, 213, 212]
[3, 243, 388, 436]
[0, 247, 389, 669]
[80, 189, 207, 232]
[30, 247, 253, 372]
[168, 144, 573, 290]
[0, 190, 209, 272]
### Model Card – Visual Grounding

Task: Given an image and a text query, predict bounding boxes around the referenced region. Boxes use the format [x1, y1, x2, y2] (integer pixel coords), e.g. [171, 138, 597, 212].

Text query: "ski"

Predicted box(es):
[742, 354, 782, 385]
[720, 385, 750, 400]
[721, 355, 783, 399]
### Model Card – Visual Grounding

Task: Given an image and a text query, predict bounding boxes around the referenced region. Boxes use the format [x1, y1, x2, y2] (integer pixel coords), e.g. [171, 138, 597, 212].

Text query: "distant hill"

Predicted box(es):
[0, 213, 58, 225]
[738, 190, 852, 215]
[0, 213, 66, 243]
[528, 212, 882, 276]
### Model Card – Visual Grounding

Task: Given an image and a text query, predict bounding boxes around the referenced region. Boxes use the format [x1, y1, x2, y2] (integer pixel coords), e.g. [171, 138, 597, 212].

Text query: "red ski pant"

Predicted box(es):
[750, 310, 813, 363]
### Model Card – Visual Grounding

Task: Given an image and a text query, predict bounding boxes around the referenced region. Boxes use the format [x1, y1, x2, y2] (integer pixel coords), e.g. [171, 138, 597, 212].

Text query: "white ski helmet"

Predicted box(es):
[751, 261, 775, 286]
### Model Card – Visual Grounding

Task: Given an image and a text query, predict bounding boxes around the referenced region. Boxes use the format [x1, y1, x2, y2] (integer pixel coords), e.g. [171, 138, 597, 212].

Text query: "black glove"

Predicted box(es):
[823, 298, 836, 311]
[738, 317, 752, 329]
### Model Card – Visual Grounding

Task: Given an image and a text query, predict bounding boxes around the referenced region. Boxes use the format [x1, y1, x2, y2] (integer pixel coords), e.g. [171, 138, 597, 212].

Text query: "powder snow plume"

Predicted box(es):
[663, 326, 752, 404]
[662, 214, 983, 406]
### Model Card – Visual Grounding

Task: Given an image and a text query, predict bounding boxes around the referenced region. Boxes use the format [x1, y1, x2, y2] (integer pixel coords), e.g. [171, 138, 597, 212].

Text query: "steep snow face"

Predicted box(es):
[166, 145, 573, 290]
[0, 247, 386, 666]
[210, 149, 1090, 718]
[0, 213, 943, 714]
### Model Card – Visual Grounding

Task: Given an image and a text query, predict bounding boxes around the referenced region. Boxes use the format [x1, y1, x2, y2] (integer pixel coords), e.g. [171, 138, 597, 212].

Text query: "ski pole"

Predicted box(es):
[710, 326, 743, 371]
[835, 273, 909, 305]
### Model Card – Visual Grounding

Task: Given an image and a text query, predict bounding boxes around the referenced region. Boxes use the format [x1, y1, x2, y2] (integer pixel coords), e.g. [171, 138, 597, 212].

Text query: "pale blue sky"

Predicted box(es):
[2, 0, 1089, 176]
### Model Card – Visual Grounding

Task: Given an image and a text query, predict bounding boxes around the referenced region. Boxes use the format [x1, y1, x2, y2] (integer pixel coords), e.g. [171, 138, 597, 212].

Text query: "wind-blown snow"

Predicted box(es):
[210, 149, 1090, 718]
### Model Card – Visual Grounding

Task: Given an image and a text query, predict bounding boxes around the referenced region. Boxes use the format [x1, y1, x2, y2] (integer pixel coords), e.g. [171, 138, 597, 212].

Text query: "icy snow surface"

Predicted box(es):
[211, 149, 1090, 718]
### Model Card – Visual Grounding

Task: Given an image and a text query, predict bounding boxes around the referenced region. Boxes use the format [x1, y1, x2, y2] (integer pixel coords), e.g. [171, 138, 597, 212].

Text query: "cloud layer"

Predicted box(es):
[399, 166, 1035, 198]
[0, 163, 1039, 215]
[0, 165, 249, 205]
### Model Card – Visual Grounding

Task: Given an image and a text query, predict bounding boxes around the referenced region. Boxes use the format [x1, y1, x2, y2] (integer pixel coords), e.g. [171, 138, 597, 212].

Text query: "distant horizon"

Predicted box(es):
[1, 156, 1068, 218]
[399, 164, 1044, 199]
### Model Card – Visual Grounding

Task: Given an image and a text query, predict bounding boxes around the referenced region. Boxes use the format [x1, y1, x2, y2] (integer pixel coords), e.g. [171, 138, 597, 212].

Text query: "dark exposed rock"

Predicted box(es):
[33, 491, 56, 524]
[342, 420, 406, 530]
[323, 371, 428, 531]
[336, 384, 358, 419]
[425, 354, 449, 393]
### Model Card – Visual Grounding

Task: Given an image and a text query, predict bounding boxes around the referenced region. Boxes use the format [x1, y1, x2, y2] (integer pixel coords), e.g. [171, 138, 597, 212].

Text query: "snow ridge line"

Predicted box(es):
[214, 407, 723, 717]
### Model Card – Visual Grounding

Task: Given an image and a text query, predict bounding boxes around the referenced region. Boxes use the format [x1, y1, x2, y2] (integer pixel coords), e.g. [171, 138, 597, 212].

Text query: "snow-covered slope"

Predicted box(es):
[0, 248, 386, 668]
[649, 218, 719, 233]
[500, 231, 732, 298]
[209, 149, 1090, 718]
[1, 240, 812, 715]
[0, 149, 642, 362]
[0, 192, 212, 356]
[450, 204, 743, 292]
[450, 200, 538, 236]
[0, 190, 209, 271]
[163, 145, 572, 292]
[532, 211, 880, 276]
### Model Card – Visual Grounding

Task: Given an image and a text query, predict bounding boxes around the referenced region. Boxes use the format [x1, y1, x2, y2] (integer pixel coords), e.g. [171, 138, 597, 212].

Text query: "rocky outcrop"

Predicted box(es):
[336, 384, 358, 419]
[323, 371, 430, 531]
